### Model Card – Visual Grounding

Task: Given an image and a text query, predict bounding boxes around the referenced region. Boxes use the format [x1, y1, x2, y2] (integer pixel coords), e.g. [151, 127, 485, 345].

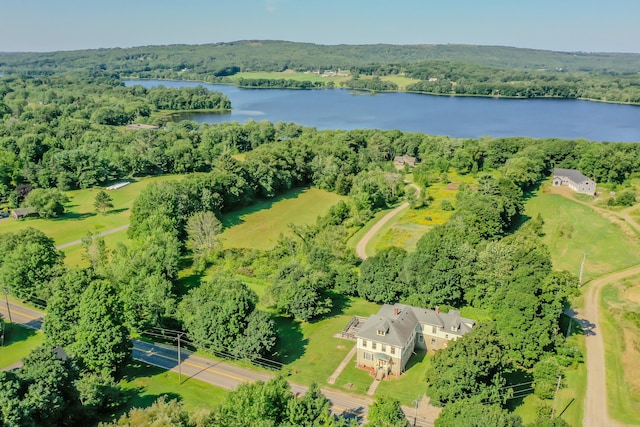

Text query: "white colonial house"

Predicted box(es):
[552, 168, 596, 194]
[355, 304, 475, 378]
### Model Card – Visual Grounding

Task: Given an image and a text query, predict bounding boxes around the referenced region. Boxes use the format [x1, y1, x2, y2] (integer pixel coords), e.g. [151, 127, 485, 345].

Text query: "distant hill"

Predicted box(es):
[1, 40, 640, 76]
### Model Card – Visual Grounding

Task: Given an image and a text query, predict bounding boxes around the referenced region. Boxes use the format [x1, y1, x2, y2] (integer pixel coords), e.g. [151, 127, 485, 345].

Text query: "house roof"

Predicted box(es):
[357, 305, 419, 347]
[11, 207, 33, 217]
[553, 168, 593, 185]
[356, 304, 475, 346]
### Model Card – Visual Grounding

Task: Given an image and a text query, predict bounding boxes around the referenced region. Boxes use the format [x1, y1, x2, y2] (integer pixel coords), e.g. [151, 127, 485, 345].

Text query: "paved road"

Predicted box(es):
[55, 224, 130, 250]
[356, 183, 420, 260]
[0, 301, 434, 426]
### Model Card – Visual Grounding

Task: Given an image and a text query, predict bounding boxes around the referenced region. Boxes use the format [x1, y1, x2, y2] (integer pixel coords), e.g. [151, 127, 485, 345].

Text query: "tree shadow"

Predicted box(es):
[106, 208, 128, 215]
[220, 187, 309, 229]
[561, 310, 590, 336]
[54, 211, 96, 221]
[3, 322, 37, 346]
[271, 316, 308, 366]
[308, 292, 353, 324]
[505, 368, 535, 411]
[103, 361, 183, 424]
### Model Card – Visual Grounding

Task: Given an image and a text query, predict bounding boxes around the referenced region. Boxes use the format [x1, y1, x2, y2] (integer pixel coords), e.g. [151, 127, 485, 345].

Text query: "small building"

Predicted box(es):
[125, 123, 159, 130]
[10, 207, 33, 220]
[393, 154, 417, 168]
[552, 168, 596, 194]
[355, 304, 475, 378]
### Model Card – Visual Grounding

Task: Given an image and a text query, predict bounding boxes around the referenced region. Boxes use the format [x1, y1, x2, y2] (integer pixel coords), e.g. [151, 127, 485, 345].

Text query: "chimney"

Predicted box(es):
[393, 307, 399, 317]
[435, 306, 440, 313]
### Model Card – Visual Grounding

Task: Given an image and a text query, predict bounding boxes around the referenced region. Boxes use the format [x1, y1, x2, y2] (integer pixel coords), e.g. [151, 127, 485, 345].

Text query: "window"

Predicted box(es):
[377, 329, 385, 336]
[445, 334, 449, 339]
[362, 339, 367, 348]
[451, 325, 457, 331]
[372, 342, 377, 350]
[364, 352, 372, 360]
[381, 345, 386, 352]
[418, 335, 423, 343]
[431, 339, 436, 345]
[432, 326, 436, 334]
[391, 347, 396, 355]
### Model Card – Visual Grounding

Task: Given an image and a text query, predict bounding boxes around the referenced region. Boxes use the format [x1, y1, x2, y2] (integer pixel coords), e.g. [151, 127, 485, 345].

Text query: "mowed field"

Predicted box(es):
[600, 276, 640, 424]
[219, 187, 347, 250]
[525, 188, 640, 281]
[0, 175, 183, 247]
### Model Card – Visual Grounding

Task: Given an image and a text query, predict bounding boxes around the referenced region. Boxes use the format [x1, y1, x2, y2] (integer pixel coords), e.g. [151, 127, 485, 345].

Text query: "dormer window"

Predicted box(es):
[377, 329, 386, 336]
[451, 325, 457, 332]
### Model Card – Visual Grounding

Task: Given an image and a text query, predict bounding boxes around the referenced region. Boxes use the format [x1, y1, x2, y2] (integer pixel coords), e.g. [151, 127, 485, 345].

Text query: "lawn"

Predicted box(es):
[0, 323, 44, 368]
[600, 276, 640, 424]
[219, 187, 347, 250]
[109, 360, 228, 422]
[375, 351, 432, 406]
[273, 297, 381, 387]
[0, 175, 183, 247]
[525, 192, 640, 281]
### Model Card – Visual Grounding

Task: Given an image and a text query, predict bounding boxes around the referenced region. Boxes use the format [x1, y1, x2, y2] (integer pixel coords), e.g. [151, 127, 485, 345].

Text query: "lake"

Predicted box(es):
[125, 80, 640, 142]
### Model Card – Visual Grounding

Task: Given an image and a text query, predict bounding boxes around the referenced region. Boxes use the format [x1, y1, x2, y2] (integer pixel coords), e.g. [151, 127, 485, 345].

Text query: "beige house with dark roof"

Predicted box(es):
[356, 304, 474, 378]
[552, 168, 596, 194]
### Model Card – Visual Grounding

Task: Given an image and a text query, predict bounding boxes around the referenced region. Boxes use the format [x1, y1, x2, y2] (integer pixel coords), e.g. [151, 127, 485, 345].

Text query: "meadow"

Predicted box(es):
[219, 187, 347, 250]
[600, 276, 640, 424]
[525, 188, 640, 281]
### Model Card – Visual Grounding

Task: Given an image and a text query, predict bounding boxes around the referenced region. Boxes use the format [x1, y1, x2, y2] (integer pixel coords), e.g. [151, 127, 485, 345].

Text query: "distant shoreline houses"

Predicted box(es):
[354, 304, 475, 378]
[552, 168, 596, 194]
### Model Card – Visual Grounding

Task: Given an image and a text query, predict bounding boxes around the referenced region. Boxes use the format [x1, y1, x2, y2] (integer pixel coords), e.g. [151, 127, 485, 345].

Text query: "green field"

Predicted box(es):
[111, 361, 228, 422]
[525, 192, 640, 281]
[600, 277, 640, 424]
[219, 188, 347, 250]
[0, 323, 44, 369]
[0, 175, 182, 247]
[61, 228, 130, 267]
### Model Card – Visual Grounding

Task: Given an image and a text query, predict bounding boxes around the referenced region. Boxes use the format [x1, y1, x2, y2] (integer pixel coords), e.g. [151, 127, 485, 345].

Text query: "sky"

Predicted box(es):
[1, 0, 639, 53]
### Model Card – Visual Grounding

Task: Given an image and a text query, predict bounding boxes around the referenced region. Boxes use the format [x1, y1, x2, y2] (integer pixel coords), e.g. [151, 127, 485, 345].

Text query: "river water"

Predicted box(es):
[126, 80, 640, 142]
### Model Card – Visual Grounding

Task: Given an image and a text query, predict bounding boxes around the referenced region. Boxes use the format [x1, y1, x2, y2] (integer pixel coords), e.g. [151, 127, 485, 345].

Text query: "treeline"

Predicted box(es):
[3, 41, 640, 76]
[3, 41, 640, 103]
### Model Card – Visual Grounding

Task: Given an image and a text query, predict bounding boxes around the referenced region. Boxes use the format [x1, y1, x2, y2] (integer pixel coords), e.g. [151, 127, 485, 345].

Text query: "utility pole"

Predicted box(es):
[4, 289, 11, 323]
[175, 332, 184, 385]
[579, 253, 587, 284]
[551, 375, 562, 419]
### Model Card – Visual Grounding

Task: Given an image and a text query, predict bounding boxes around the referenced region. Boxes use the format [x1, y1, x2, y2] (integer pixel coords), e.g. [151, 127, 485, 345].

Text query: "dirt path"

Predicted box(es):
[573, 265, 640, 427]
[355, 183, 420, 260]
[55, 224, 130, 249]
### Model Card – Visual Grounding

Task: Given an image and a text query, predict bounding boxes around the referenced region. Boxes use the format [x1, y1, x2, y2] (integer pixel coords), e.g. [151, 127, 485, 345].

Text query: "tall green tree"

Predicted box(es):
[93, 190, 114, 214]
[186, 210, 223, 272]
[0, 227, 63, 300]
[72, 280, 132, 377]
[179, 274, 275, 360]
[23, 188, 68, 218]
[367, 396, 409, 427]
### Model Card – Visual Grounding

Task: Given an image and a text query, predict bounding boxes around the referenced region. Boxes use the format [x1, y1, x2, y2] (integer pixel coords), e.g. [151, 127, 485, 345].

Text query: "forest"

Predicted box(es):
[2, 40, 640, 103]
[1, 63, 640, 426]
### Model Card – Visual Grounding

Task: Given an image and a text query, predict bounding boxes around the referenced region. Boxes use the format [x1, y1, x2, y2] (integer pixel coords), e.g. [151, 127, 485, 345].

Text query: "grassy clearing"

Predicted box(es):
[231, 71, 352, 85]
[273, 297, 381, 387]
[112, 360, 227, 420]
[61, 228, 130, 267]
[220, 188, 346, 250]
[525, 191, 640, 281]
[0, 175, 182, 246]
[600, 276, 640, 424]
[0, 323, 44, 368]
[375, 172, 474, 253]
